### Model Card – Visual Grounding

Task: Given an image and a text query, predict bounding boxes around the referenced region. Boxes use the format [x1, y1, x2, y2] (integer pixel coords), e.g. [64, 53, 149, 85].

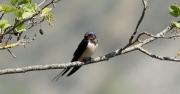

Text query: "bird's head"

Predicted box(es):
[84, 31, 97, 40]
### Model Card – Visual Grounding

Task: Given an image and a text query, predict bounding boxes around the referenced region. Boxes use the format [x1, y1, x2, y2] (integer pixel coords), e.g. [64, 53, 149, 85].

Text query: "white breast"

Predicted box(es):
[78, 41, 98, 61]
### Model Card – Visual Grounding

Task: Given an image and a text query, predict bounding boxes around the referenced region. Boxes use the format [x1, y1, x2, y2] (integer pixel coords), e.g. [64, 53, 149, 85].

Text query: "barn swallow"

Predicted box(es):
[52, 31, 98, 81]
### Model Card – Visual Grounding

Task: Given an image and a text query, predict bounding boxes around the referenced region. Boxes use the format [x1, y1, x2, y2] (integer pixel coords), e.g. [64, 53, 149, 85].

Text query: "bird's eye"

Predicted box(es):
[89, 34, 93, 36]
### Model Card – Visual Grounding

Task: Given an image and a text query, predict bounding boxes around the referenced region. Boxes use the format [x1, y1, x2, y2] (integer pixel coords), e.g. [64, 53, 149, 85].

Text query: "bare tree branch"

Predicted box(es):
[139, 31, 180, 39]
[38, 0, 47, 7]
[129, 0, 148, 44]
[122, 0, 148, 50]
[0, 21, 178, 75]
[4, 36, 16, 58]
[138, 47, 180, 61]
[0, 12, 5, 20]
[0, 34, 36, 50]
[0, 0, 179, 76]
[0, 0, 61, 57]
[7, 49, 16, 58]
[1, 0, 60, 37]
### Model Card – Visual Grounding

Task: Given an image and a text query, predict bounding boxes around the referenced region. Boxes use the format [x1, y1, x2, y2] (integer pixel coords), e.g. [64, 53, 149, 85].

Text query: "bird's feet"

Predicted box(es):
[83, 57, 93, 64]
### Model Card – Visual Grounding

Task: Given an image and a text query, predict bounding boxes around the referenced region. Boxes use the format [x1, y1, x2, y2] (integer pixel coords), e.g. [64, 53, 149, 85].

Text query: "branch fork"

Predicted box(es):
[1, 0, 180, 75]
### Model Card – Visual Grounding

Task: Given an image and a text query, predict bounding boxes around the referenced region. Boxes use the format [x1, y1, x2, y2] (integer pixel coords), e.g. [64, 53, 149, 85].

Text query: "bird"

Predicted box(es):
[52, 31, 98, 81]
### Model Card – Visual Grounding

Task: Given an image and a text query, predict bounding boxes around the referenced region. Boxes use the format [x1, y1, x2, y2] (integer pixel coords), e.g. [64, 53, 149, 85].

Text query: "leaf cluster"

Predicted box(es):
[0, 0, 54, 34]
[169, 3, 180, 28]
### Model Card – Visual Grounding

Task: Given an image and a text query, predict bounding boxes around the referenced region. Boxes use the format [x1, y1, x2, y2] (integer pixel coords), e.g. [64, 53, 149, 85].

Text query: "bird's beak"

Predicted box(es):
[84, 34, 93, 40]
[84, 34, 89, 38]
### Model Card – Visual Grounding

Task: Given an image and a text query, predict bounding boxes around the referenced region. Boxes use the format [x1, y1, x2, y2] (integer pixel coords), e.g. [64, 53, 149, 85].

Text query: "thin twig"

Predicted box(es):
[7, 49, 16, 58]
[4, 36, 16, 58]
[138, 47, 178, 61]
[41, 0, 55, 10]
[140, 31, 180, 39]
[0, 0, 60, 37]
[0, 0, 180, 77]
[129, 0, 148, 44]
[174, 50, 180, 58]
[0, 12, 5, 20]
[38, 0, 47, 6]
[122, 0, 148, 50]
[0, 21, 178, 75]
[0, 34, 36, 50]
[6, 35, 12, 45]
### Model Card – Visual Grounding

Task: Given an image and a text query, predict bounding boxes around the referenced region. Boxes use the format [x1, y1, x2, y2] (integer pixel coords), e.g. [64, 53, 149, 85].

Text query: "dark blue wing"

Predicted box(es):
[67, 39, 88, 76]
[52, 39, 88, 80]
[71, 39, 88, 62]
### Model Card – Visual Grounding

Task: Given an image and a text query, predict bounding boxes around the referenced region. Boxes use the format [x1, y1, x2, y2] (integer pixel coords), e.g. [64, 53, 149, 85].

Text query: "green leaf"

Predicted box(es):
[169, 4, 180, 17]
[16, 28, 26, 32]
[22, 11, 33, 19]
[28, 0, 33, 3]
[0, 20, 8, 28]
[18, 0, 30, 5]
[2, 5, 11, 12]
[48, 13, 54, 20]
[20, 0, 33, 3]
[44, 13, 54, 21]
[20, 4, 38, 19]
[22, 4, 36, 13]
[0, 6, 3, 12]
[0, 23, 11, 34]
[3, 23, 11, 29]
[0, 20, 11, 34]
[15, 23, 26, 32]
[0, 24, 5, 29]
[18, 0, 33, 5]
[41, 8, 53, 22]
[10, 8, 18, 12]
[0, 28, 2, 34]
[32, 4, 38, 12]
[41, 8, 52, 16]
[15, 10, 23, 18]
[174, 22, 180, 28]
[11, 0, 18, 6]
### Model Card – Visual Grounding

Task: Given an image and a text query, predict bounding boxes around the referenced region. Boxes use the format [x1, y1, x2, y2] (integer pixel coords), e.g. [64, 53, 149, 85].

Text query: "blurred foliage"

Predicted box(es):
[169, 3, 180, 28]
[0, 0, 54, 34]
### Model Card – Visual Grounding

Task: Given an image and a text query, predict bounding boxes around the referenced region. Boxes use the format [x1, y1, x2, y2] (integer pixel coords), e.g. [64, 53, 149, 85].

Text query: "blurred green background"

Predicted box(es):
[1, 0, 180, 94]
